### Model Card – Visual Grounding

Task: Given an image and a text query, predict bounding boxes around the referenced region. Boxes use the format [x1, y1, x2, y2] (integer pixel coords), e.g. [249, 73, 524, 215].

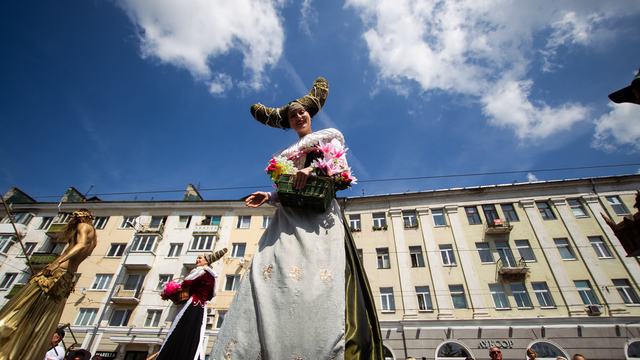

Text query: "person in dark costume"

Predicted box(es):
[209, 78, 383, 360]
[154, 248, 227, 360]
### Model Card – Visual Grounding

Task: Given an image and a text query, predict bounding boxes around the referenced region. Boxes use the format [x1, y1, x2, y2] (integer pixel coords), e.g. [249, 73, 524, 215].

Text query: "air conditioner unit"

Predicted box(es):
[207, 307, 215, 315]
[206, 316, 215, 325]
[587, 305, 602, 315]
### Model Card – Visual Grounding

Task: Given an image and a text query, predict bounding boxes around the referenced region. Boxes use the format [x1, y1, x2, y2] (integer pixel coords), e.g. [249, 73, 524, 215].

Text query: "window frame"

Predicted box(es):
[261, 216, 272, 229]
[177, 215, 192, 229]
[449, 285, 468, 309]
[167, 243, 183, 257]
[613, 279, 640, 305]
[432, 209, 447, 227]
[606, 196, 630, 215]
[119, 216, 138, 229]
[402, 211, 418, 228]
[409, 246, 425, 267]
[109, 309, 132, 327]
[476, 243, 494, 263]
[157, 275, 173, 291]
[568, 199, 589, 218]
[144, 310, 163, 327]
[38, 217, 54, 230]
[93, 216, 109, 230]
[554, 238, 576, 260]
[500, 204, 519, 222]
[0, 236, 16, 255]
[416, 286, 433, 311]
[131, 235, 158, 252]
[377, 248, 391, 269]
[349, 215, 361, 230]
[439, 245, 457, 266]
[224, 274, 241, 291]
[490, 284, 510, 309]
[90, 274, 113, 291]
[190, 235, 215, 251]
[216, 310, 227, 328]
[74, 308, 98, 326]
[510, 283, 533, 309]
[515, 240, 536, 262]
[236, 215, 251, 229]
[465, 206, 481, 225]
[536, 201, 556, 220]
[372, 213, 387, 228]
[230, 243, 246, 258]
[106, 243, 126, 257]
[482, 204, 500, 225]
[0, 273, 18, 289]
[380, 287, 396, 312]
[532, 282, 555, 308]
[575, 280, 599, 305]
[19, 242, 37, 258]
[589, 236, 613, 259]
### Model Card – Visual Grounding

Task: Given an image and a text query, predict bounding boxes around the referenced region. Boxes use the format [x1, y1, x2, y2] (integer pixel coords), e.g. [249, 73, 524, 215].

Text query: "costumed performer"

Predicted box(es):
[154, 248, 227, 360]
[0, 209, 97, 360]
[44, 329, 66, 360]
[209, 77, 383, 360]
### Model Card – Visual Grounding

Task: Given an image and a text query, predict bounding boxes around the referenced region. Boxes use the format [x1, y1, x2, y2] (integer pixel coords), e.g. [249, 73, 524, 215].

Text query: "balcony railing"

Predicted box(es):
[139, 223, 164, 236]
[4, 284, 25, 299]
[496, 257, 529, 281]
[45, 223, 68, 241]
[29, 252, 60, 268]
[193, 224, 219, 234]
[111, 285, 144, 304]
[484, 218, 513, 234]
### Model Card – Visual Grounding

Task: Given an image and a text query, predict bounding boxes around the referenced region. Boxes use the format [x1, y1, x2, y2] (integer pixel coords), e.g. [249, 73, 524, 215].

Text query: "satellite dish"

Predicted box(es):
[239, 258, 245, 264]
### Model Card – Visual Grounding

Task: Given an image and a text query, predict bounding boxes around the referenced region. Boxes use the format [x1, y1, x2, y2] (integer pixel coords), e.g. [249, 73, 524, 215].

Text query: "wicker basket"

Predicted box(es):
[168, 287, 190, 305]
[276, 175, 335, 211]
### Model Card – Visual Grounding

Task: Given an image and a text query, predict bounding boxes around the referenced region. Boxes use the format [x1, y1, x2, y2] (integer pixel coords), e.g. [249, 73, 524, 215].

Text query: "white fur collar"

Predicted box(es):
[273, 128, 344, 158]
[185, 266, 219, 281]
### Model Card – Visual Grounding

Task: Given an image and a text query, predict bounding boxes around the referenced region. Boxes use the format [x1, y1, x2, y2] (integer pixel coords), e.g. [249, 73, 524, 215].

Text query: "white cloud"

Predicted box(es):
[592, 103, 640, 152]
[115, 0, 285, 92]
[345, 0, 639, 140]
[208, 73, 233, 94]
[300, 0, 318, 38]
[526, 173, 539, 182]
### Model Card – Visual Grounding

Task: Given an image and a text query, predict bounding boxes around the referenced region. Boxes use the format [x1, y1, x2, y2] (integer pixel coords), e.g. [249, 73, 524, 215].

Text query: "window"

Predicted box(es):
[148, 216, 166, 230]
[372, 213, 386, 228]
[91, 274, 113, 290]
[357, 249, 363, 264]
[554, 238, 576, 260]
[380, 287, 395, 312]
[177, 216, 192, 229]
[106, 243, 126, 257]
[568, 199, 588, 218]
[440, 245, 456, 266]
[0, 273, 17, 289]
[109, 309, 132, 327]
[432, 209, 446, 227]
[19, 242, 37, 257]
[123, 274, 145, 292]
[120, 216, 137, 229]
[157, 275, 173, 291]
[490, 284, 510, 309]
[168, 243, 183, 257]
[515, 240, 536, 262]
[235, 215, 251, 229]
[349, 215, 361, 230]
[261, 216, 272, 228]
[377, 248, 390, 269]
[74, 308, 98, 326]
[224, 275, 240, 291]
[449, 285, 468, 309]
[191, 235, 215, 251]
[144, 310, 163, 327]
[510, 283, 532, 308]
[501, 204, 519, 222]
[482, 205, 500, 225]
[437, 342, 472, 358]
[55, 213, 72, 224]
[416, 286, 433, 311]
[2, 213, 33, 225]
[216, 310, 227, 328]
[536, 201, 556, 220]
[131, 235, 158, 252]
[529, 341, 568, 359]
[476, 243, 494, 263]
[93, 216, 109, 230]
[0, 236, 15, 255]
[589, 236, 613, 259]
[613, 279, 640, 305]
[465, 206, 481, 224]
[575, 280, 598, 305]
[409, 246, 425, 267]
[231, 243, 246, 258]
[606, 196, 630, 215]
[202, 215, 221, 226]
[403, 211, 418, 228]
[38, 217, 53, 230]
[532, 282, 555, 308]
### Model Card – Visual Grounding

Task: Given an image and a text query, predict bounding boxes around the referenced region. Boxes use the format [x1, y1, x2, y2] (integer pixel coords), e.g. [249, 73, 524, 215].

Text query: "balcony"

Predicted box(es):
[123, 251, 156, 270]
[0, 223, 26, 237]
[4, 284, 25, 299]
[193, 224, 219, 234]
[138, 224, 164, 237]
[111, 285, 144, 304]
[496, 257, 529, 281]
[46, 223, 68, 242]
[29, 252, 60, 269]
[484, 218, 513, 234]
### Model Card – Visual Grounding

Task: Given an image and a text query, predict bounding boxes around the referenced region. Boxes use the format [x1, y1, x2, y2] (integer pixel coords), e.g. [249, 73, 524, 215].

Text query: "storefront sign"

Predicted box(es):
[478, 340, 514, 349]
[94, 351, 118, 359]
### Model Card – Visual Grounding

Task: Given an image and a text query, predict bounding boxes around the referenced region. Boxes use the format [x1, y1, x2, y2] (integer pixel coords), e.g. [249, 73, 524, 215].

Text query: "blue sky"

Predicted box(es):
[1, 0, 639, 202]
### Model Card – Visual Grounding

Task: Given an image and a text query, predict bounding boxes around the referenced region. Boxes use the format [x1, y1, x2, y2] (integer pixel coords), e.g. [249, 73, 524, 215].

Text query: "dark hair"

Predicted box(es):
[572, 354, 585, 360]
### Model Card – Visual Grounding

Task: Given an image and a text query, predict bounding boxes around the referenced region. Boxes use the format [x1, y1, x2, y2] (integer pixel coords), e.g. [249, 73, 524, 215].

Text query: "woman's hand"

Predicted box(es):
[43, 260, 60, 276]
[294, 167, 313, 190]
[246, 192, 269, 208]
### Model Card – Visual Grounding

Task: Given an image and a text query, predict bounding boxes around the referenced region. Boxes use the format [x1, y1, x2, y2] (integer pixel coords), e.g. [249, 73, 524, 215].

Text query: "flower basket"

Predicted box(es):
[161, 279, 190, 306]
[276, 174, 335, 211]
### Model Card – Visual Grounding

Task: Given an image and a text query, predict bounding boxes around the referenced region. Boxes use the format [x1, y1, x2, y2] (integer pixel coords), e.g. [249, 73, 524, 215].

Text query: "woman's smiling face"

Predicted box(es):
[288, 107, 312, 137]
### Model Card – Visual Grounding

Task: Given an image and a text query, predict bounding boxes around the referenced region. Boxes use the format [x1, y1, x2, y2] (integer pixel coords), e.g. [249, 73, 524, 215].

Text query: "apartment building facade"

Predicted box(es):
[0, 175, 639, 360]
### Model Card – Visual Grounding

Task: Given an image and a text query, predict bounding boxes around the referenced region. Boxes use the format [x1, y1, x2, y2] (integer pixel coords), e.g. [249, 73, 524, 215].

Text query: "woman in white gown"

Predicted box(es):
[209, 77, 382, 360]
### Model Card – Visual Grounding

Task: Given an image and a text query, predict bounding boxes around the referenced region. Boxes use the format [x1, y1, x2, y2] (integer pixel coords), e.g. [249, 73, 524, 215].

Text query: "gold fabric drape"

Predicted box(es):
[343, 215, 384, 360]
[0, 269, 75, 360]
